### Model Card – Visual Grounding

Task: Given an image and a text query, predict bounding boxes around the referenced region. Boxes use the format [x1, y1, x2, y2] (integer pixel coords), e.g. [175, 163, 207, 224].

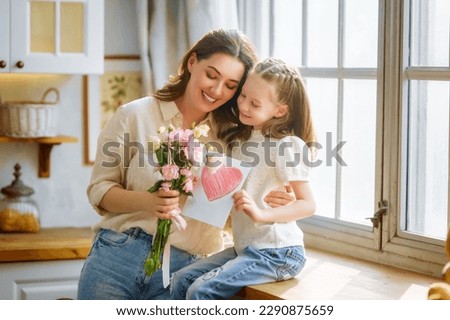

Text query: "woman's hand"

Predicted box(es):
[233, 190, 265, 222]
[98, 186, 180, 219]
[263, 184, 296, 208]
[145, 189, 181, 220]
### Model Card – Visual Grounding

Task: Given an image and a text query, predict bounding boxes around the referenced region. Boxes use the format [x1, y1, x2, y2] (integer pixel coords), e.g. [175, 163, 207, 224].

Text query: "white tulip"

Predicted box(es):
[157, 126, 166, 134]
[193, 124, 210, 139]
[148, 135, 161, 151]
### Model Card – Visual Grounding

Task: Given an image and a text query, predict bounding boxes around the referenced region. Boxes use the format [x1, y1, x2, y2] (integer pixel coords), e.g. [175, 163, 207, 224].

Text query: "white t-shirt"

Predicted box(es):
[231, 130, 310, 254]
[87, 96, 224, 255]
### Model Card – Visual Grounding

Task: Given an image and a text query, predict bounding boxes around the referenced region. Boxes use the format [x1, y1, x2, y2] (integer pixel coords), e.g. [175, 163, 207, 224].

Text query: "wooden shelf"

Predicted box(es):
[0, 135, 78, 178]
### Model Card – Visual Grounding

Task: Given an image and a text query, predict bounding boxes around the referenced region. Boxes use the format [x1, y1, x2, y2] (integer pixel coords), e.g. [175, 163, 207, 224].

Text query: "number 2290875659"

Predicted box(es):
[259, 305, 334, 316]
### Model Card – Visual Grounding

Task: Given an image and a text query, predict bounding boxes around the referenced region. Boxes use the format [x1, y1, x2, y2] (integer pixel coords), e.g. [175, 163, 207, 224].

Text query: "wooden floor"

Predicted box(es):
[237, 248, 441, 300]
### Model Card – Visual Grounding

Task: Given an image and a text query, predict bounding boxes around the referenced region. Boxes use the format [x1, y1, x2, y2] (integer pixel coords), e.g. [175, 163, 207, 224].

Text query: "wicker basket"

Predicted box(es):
[0, 88, 59, 137]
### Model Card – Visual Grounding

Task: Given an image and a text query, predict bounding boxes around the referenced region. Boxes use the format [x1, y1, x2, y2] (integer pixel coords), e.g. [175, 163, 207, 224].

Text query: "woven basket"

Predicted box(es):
[0, 88, 59, 137]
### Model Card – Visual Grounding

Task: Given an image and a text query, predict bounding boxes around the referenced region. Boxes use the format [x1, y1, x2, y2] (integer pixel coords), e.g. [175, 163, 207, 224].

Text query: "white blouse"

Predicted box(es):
[231, 130, 310, 254]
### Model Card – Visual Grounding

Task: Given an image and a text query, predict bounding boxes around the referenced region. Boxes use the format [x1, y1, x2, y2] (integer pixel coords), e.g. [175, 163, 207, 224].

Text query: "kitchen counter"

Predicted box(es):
[0, 227, 94, 262]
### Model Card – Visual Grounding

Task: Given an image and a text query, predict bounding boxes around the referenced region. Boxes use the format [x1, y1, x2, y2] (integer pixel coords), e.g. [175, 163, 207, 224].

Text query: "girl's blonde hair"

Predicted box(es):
[223, 58, 316, 145]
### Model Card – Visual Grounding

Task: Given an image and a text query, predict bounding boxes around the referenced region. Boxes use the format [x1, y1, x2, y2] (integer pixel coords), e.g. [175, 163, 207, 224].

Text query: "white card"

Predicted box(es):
[182, 156, 251, 229]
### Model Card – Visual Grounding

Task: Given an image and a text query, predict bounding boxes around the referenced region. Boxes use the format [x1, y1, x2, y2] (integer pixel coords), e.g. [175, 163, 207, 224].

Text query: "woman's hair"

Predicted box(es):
[153, 29, 258, 141]
[224, 57, 316, 145]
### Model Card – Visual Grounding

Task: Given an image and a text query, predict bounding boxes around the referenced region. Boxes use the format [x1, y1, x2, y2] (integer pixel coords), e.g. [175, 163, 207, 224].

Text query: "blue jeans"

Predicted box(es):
[170, 245, 306, 300]
[77, 228, 197, 300]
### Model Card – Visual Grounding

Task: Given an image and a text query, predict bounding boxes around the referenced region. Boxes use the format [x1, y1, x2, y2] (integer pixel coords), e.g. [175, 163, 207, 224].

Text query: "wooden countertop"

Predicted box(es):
[0, 227, 94, 262]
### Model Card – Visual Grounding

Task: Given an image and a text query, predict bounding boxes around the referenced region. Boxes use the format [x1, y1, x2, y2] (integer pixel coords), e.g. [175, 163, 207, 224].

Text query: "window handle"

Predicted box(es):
[366, 200, 388, 229]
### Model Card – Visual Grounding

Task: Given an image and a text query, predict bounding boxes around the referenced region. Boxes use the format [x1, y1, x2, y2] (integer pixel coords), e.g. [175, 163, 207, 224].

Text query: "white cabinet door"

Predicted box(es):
[2, 0, 103, 74]
[0, 0, 10, 72]
[0, 260, 85, 300]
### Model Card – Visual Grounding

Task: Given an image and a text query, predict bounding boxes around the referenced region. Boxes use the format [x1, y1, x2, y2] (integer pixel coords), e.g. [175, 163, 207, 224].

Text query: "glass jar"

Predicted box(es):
[0, 163, 40, 233]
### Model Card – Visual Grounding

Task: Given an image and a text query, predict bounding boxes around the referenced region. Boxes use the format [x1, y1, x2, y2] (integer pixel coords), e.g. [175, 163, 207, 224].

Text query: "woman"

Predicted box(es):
[77, 29, 292, 300]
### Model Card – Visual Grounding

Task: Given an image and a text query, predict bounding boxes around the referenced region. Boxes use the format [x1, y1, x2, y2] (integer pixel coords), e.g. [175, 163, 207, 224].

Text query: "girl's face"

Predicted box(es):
[237, 73, 287, 130]
[184, 52, 245, 114]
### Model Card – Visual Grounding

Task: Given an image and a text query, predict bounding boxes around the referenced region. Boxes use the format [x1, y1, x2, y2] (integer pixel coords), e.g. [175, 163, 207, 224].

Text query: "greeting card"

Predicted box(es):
[182, 155, 251, 229]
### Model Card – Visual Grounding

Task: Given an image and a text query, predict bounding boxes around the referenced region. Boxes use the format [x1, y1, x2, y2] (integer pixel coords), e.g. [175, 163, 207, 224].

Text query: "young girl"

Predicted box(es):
[170, 57, 316, 299]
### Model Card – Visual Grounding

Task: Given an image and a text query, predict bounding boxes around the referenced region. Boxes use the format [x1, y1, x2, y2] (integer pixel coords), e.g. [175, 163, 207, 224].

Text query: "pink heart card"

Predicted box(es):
[201, 165, 243, 201]
[182, 156, 251, 228]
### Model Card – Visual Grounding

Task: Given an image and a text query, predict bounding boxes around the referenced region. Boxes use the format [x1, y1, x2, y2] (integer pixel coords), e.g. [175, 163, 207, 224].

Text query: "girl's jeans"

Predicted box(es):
[77, 228, 197, 300]
[170, 245, 306, 300]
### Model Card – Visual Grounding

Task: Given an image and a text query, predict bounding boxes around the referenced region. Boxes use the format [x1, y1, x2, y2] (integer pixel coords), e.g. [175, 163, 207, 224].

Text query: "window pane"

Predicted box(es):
[340, 80, 377, 224]
[344, 0, 379, 67]
[306, 78, 338, 218]
[406, 80, 449, 239]
[410, 0, 450, 66]
[306, 0, 338, 67]
[273, 0, 303, 66]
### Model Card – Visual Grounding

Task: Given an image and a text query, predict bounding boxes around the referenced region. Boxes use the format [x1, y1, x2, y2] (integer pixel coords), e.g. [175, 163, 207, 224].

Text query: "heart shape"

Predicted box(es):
[201, 165, 243, 201]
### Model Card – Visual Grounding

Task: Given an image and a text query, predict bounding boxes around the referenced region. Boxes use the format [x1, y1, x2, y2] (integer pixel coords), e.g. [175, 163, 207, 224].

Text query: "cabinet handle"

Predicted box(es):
[0, 60, 6, 68]
[16, 61, 25, 68]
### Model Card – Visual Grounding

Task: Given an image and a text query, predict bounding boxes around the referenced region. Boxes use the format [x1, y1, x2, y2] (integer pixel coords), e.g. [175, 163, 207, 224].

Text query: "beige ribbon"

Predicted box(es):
[161, 207, 186, 288]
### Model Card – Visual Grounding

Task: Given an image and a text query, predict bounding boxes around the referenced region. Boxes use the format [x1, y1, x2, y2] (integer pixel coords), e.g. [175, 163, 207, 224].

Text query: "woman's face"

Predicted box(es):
[184, 52, 245, 114]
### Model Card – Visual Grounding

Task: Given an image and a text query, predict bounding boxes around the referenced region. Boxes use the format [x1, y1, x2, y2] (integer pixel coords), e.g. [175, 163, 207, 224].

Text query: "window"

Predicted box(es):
[403, 0, 449, 240]
[239, 0, 450, 276]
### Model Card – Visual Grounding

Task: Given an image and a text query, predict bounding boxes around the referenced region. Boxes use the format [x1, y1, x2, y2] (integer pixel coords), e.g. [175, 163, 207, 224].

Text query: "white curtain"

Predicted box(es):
[137, 0, 239, 95]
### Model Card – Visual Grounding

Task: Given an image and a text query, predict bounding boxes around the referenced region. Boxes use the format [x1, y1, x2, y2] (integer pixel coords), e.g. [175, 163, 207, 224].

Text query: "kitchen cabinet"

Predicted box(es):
[0, 227, 93, 300]
[0, 260, 85, 299]
[0, 0, 104, 74]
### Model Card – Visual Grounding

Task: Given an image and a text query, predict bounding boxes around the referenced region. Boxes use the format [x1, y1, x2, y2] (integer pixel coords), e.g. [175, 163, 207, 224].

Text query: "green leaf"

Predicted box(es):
[148, 180, 163, 193]
[156, 148, 166, 165]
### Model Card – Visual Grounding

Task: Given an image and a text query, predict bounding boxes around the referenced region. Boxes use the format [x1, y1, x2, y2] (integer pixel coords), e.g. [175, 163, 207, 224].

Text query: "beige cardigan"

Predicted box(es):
[87, 97, 224, 255]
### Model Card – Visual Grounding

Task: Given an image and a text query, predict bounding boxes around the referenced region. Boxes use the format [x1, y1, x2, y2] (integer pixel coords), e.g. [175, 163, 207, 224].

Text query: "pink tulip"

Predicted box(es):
[183, 178, 194, 193]
[161, 164, 180, 180]
[160, 181, 171, 192]
[180, 168, 192, 177]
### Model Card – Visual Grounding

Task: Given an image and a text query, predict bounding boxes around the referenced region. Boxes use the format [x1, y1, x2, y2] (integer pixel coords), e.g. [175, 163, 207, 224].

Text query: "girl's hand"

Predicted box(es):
[263, 184, 296, 208]
[145, 189, 180, 220]
[233, 190, 265, 222]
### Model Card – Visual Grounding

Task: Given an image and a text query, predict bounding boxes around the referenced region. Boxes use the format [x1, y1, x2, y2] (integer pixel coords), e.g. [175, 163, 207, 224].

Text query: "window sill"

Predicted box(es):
[236, 247, 440, 300]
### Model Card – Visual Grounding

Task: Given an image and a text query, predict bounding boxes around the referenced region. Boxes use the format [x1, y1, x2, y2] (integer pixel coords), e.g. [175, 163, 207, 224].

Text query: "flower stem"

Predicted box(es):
[144, 218, 172, 276]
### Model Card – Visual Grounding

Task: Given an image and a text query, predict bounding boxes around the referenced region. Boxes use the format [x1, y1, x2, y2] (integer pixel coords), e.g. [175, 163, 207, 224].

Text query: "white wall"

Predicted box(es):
[0, 0, 140, 228]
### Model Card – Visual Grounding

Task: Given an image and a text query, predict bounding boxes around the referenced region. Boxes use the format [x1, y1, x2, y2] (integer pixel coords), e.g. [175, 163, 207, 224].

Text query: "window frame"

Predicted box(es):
[238, 0, 449, 277]
[379, 0, 449, 269]
[297, 0, 384, 260]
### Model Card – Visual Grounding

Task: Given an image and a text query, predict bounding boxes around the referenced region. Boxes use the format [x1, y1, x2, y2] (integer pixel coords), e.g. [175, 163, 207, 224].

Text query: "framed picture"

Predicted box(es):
[84, 56, 142, 164]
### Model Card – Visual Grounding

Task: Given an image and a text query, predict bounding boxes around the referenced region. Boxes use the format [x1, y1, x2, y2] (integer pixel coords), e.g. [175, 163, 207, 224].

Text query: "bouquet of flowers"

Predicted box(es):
[144, 123, 210, 277]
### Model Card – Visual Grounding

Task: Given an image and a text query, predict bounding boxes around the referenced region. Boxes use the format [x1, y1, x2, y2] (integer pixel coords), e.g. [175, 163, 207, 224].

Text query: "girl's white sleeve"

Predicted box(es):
[275, 136, 310, 182]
